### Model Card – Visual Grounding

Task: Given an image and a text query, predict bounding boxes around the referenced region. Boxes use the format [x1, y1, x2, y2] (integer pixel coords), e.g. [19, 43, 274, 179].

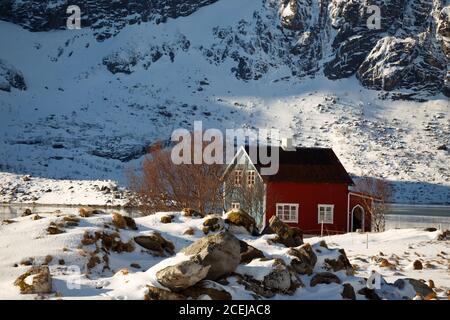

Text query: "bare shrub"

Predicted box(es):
[127, 141, 224, 215]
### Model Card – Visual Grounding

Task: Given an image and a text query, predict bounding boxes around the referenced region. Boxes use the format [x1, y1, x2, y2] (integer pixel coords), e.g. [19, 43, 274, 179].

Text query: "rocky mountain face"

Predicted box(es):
[0, 0, 448, 98]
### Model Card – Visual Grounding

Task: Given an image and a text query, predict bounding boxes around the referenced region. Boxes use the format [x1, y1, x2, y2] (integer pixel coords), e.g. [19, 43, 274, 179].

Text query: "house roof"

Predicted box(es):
[242, 145, 354, 185]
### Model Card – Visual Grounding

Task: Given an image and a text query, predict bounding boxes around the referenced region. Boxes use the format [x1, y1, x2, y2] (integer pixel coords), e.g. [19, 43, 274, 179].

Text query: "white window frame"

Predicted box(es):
[276, 203, 299, 223]
[231, 202, 240, 210]
[247, 170, 256, 187]
[234, 169, 243, 186]
[318, 204, 334, 224]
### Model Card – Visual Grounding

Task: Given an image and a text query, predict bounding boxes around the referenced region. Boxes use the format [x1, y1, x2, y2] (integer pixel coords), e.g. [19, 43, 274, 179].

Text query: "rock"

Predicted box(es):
[394, 278, 434, 298]
[437, 230, 450, 241]
[341, 283, 356, 300]
[160, 215, 174, 224]
[324, 249, 354, 275]
[123, 216, 138, 230]
[14, 266, 52, 294]
[437, 145, 447, 151]
[268, 216, 303, 247]
[428, 279, 435, 289]
[145, 285, 186, 300]
[47, 225, 64, 235]
[239, 240, 265, 264]
[288, 243, 317, 275]
[58, 259, 65, 265]
[424, 227, 437, 232]
[225, 209, 257, 234]
[413, 260, 423, 270]
[2, 219, 16, 225]
[318, 240, 328, 248]
[0, 59, 27, 92]
[134, 232, 175, 256]
[202, 215, 223, 234]
[156, 259, 211, 291]
[379, 258, 396, 270]
[183, 227, 195, 235]
[87, 255, 101, 269]
[262, 260, 292, 292]
[79, 207, 101, 217]
[310, 272, 341, 287]
[22, 209, 32, 217]
[181, 231, 241, 280]
[183, 280, 232, 300]
[357, 287, 381, 300]
[43, 255, 53, 265]
[99, 231, 134, 253]
[357, 36, 446, 96]
[182, 208, 204, 218]
[32, 214, 43, 221]
[20, 257, 34, 266]
[112, 212, 127, 229]
[130, 263, 141, 269]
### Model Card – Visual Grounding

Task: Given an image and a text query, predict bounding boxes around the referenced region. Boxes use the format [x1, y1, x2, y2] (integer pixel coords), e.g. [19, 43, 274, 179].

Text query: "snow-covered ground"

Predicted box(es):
[0, 210, 448, 300]
[0, 172, 127, 206]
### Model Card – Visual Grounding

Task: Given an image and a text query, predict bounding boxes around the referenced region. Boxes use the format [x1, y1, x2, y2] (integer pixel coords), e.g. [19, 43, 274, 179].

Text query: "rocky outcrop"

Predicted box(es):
[14, 266, 52, 294]
[0, 0, 219, 41]
[0, 59, 26, 92]
[1, 0, 446, 98]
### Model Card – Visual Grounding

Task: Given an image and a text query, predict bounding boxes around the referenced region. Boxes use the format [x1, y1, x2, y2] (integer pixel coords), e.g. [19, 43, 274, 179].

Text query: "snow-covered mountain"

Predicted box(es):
[0, 0, 449, 204]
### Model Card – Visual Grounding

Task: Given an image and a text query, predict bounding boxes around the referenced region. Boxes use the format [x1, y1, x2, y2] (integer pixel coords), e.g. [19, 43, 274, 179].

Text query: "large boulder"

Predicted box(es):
[288, 243, 317, 275]
[181, 231, 241, 280]
[14, 266, 52, 294]
[225, 209, 257, 234]
[134, 232, 175, 256]
[156, 259, 211, 292]
[239, 240, 265, 264]
[268, 216, 303, 247]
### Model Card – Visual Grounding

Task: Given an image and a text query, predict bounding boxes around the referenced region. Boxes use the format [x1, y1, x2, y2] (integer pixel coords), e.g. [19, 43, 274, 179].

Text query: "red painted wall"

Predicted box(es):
[265, 182, 350, 235]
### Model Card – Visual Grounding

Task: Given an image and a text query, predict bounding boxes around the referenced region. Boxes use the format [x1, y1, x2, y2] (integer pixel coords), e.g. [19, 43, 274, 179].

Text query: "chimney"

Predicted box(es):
[281, 137, 296, 151]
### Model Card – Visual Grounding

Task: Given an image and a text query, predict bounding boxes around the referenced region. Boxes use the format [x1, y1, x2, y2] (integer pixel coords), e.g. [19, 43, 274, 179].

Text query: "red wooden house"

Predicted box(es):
[223, 144, 375, 235]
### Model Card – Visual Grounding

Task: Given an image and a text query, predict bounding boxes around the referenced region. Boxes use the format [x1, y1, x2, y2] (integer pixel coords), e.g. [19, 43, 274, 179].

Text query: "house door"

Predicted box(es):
[352, 205, 364, 232]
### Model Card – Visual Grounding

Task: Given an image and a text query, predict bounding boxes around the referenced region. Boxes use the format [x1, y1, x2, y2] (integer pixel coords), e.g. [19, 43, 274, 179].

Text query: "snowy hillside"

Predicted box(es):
[0, 0, 449, 204]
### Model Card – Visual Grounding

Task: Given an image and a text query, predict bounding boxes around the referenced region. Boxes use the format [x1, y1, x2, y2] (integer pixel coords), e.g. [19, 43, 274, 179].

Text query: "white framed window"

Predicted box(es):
[276, 203, 298, 223]
[231, 202, 240, 210]
[318, 204, 334, 224]
[234, 170, 243, 186]
[247, 170, 256, 187]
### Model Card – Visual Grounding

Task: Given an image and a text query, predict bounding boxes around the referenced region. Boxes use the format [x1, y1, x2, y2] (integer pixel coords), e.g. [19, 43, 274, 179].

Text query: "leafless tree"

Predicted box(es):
[127, 141, 224, 216]
[355, 177, 392, 232]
